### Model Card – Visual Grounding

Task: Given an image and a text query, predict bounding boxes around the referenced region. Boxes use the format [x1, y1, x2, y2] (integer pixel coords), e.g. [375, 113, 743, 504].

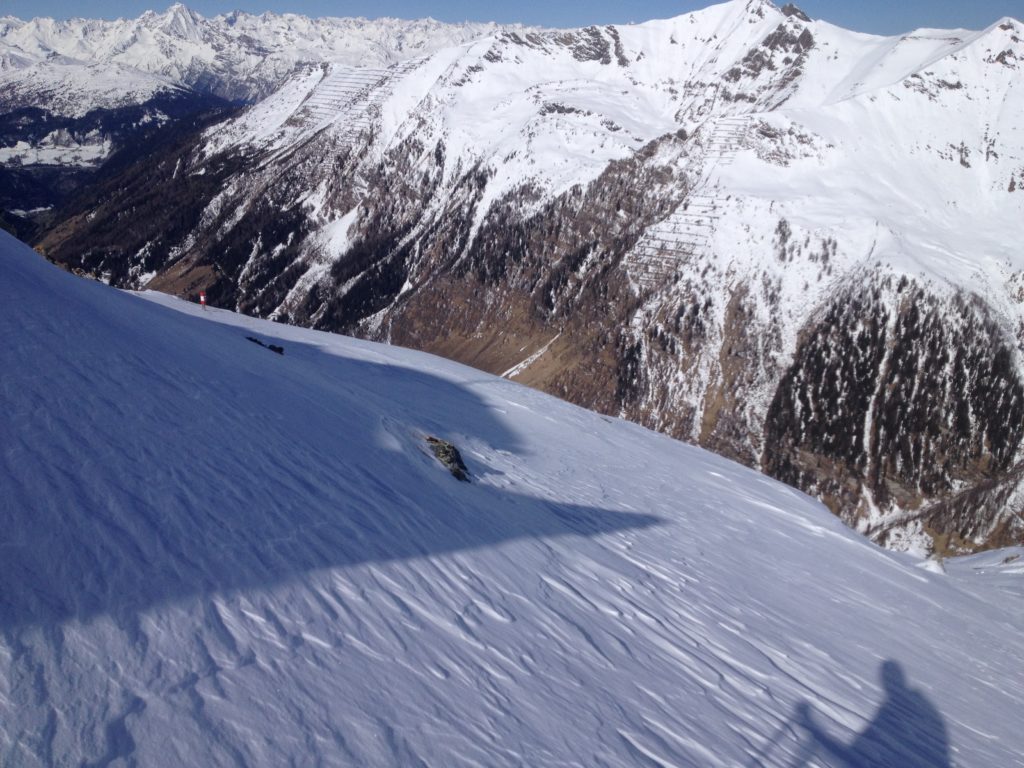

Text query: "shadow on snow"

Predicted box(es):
[0, 245, 661, 631]
[751, 660, 950, 768]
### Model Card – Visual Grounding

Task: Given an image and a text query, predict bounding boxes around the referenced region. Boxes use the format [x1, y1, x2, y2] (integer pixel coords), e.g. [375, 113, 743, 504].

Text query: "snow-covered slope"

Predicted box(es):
[39, 0, 1024, 553]
[3, 232, 1024, 765]
[0, 54, 187, 117]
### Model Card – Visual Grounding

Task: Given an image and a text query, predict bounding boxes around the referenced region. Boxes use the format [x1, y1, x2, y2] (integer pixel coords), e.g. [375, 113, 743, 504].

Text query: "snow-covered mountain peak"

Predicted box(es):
[701, 0, 808, 32]
[736, 0, 784, 17]
[0, 6, 532, 101]
[978, 15, 1024, 52]
[153, 2, 205, 40]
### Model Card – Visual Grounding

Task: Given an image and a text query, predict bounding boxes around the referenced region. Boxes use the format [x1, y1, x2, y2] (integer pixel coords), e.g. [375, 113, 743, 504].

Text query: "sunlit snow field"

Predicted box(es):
[1, 230, 1022, 765]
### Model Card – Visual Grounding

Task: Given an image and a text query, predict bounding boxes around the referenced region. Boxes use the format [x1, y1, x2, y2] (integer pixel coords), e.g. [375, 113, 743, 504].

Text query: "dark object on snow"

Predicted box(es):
[246, 336, 284, 355]
[426, 437, 470, 482]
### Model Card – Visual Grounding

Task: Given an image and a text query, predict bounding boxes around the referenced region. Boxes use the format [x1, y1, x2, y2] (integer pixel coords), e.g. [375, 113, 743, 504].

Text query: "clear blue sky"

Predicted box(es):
[2, 0, 1022, 34]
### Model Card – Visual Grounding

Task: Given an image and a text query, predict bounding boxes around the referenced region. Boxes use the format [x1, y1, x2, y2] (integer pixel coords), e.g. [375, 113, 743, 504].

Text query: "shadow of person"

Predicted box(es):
[795, 660, 950, 767]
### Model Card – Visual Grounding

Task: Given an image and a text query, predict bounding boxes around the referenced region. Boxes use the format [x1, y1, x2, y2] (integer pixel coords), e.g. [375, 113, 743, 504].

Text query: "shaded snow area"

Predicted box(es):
[1, 229, 1022, 766]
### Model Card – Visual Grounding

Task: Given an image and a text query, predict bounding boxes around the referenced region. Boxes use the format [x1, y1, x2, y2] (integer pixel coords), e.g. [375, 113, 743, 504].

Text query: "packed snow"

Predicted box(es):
[1, 230, 1022, 765]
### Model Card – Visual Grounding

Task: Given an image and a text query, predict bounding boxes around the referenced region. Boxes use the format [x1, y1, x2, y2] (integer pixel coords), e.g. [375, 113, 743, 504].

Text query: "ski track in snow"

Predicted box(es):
[1, 232, 1023, 765]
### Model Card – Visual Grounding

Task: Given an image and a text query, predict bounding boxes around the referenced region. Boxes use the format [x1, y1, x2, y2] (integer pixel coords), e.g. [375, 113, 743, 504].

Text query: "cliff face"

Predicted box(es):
[36, 1, 1024, 554]
[765, 284, 1024, 552]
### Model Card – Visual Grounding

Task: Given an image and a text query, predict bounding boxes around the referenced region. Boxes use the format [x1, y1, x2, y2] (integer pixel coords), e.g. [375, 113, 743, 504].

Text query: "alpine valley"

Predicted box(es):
[0, 5, 514, 234]
[6, 0, 1024, 555]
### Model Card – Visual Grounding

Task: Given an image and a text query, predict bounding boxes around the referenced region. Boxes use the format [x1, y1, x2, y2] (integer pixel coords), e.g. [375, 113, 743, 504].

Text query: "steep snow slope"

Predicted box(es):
[3, 232, 1023, 765]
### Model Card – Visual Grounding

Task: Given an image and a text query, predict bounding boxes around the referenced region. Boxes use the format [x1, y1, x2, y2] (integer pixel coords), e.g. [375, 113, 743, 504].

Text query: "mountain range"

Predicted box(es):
[1, 3, 515, 102]
[4, 0, 1024, 554]
[0, 4, 515, 234]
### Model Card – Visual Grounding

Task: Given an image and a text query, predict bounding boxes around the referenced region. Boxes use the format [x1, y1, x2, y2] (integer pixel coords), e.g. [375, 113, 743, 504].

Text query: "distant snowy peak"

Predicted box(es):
[224, 0, 1017, 171]
[0, 4, 533, 101]
[4, 0, 1017, 109]
[0, 4, 527, 176]
[822, 15, 1023, 104]
[145, 2, 205, 40]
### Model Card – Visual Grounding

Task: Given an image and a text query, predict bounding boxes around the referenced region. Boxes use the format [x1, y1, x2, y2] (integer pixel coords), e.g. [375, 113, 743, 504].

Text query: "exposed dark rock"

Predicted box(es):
[781, 4, 811, 22]
[556, 27, 613, 65]
[246, 336, 284, 355]
[605, 26, 630, 67]
[762, 25, 814, 54]
[723, 22, 813, 107]
[426, 437, 470, 481]
[992, 50, 1018, 67]
[540, 103, 591, 117]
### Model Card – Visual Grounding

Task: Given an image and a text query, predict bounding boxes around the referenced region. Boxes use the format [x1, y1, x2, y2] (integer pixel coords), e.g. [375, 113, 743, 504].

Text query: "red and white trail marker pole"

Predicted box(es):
[199, 290, 206, 310]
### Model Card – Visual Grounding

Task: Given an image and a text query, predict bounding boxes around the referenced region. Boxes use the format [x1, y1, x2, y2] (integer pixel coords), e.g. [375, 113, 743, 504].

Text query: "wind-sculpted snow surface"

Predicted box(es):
[3, 233, 1024, 765]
